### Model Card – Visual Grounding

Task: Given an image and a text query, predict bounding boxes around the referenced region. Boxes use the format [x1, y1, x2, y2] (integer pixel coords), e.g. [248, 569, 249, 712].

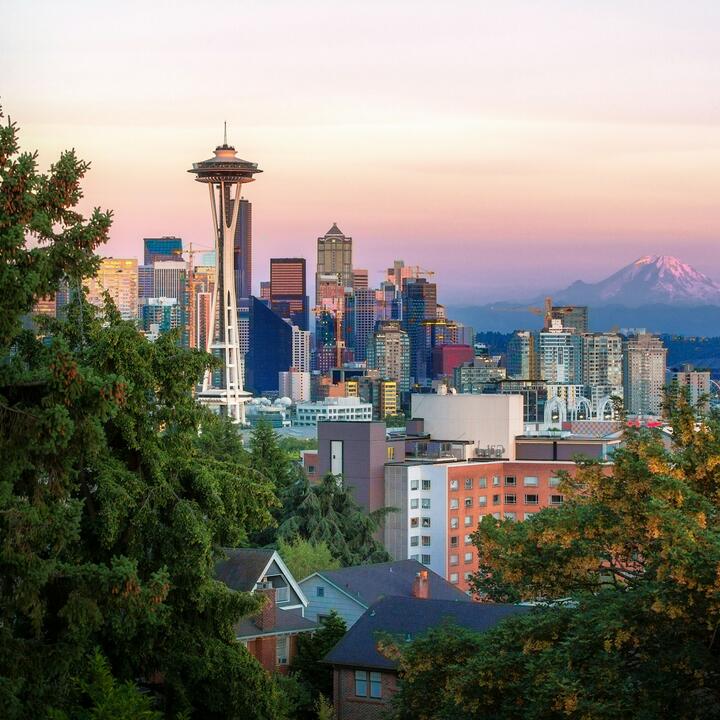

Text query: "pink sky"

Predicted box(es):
[4, 0, 720, 303]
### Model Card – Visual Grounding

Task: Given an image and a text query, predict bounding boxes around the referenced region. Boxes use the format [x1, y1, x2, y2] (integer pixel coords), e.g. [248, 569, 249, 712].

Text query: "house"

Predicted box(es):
[215, 548, 316, 673]
[324, 589, 532, 720]
[300, 559, 470, 627]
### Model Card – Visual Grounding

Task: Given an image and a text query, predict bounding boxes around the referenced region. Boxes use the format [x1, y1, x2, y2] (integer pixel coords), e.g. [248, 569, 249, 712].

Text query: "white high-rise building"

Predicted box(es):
[153, 261, 186, 303]
[292, 325, 311, 373]
[279, 369, 311, 403]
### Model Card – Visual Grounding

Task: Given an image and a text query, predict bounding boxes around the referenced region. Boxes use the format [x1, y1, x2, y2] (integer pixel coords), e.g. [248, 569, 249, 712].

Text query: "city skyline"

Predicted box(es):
[4, 1, 720, 302]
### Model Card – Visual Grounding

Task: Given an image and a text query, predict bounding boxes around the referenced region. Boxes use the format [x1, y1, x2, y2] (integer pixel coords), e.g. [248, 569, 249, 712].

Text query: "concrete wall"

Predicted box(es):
[411, 394, 524, 460]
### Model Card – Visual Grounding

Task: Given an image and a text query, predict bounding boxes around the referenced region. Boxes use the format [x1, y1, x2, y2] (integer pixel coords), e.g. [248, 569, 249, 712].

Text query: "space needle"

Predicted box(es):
[189, 126, 261, 424]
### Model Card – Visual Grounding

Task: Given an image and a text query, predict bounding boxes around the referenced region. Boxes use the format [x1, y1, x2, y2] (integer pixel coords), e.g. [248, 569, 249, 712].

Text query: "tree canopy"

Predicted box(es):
[388, 389, 720, 719]
[0, 110, 288, 718]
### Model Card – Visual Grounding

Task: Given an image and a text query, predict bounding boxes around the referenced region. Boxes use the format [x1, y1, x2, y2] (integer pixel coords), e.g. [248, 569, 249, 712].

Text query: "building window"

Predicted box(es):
[421, 535, 431, 547]
[276, 636, 288, 665]
[464, 478, 473, 490]
[410, 517, 419, 528]
[421, 554, 431, 565]
[421, 498, 431, 509]
[464, 571, 473, 581]
[450, 554, 459, 565]
[492, 494, 500, 505]
[549, 477, 561, 487]
[449, 479, 459, 491]
[524, 512, 536, 520]
[505, 511, 517, 521]
[478, 495, 487, 506]
[355, 670, 368, 696]
[275, 585, 289, 603]
[524, 476, 538, 487]
[492, 476, 500, 487]
[450, 535, 459, 547]
[410, 535, 419, 547]
[504, 476, 516, 487]
[551, 494, 564, 505]
[422, 479, 431, 490]
[464, 515, 473, 527]
[410, 478, 419, 491]
[410, 498, 419, 509]
[370, 671, 382, 699]
[387, 446, 395, 460]
[307, 465, 316, 474]
[450, 498, 459, 510]
[464, 497, 473, 508]
[410, 554, 419, 561]
[450, 517, 459, 529]
[450, 572, 459, 583]
[504, 494, 516, 504]
[421, 517, 431, 528]
[478, 477, 487, 488]
[316, 586, 325, 597]
[464, 534, 472, 545]
[464, 552, 473, 563]
[525, 494, 539, 505]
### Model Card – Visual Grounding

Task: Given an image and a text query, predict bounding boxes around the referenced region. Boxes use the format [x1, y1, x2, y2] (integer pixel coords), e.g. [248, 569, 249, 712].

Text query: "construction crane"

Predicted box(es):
[494, 296, 577, 330]
[173, 243, 212, 348]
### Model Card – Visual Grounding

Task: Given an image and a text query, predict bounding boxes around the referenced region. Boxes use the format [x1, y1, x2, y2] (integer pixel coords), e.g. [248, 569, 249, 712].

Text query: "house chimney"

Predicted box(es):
[254, 580, 276, 631]
[412, 570, 429, 599]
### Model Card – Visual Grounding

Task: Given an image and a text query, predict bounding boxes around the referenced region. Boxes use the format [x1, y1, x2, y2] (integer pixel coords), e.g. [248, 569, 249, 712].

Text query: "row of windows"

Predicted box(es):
[450, 534, 473, 547]
[449, 552, 474, 565]
[449, 476, 561, 490]
[355, 670, 382, 699]
[410, 553, 431, 565]
[449, 571, 473, 583]
[450, 494, 563, 509]
[410, 478, 432, 491]
[409, 516, 432, 528]
[410, 535, 432, 547]
[410, 498, 431, 509]
[450, 510, 546, 528]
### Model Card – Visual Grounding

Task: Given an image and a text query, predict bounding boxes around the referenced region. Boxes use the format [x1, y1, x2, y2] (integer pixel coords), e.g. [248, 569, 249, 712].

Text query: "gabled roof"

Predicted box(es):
[215, 548, 308, 606]
[235, 607, 317, 640]
[301, 559, 470, 608]
[324, 596, 532, 670]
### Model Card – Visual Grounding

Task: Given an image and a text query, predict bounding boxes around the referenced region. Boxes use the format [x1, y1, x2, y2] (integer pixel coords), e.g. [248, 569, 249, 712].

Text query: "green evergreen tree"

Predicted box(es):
[279, 473, 393, 566]
[276, 537, 340, 580]
[0, 109, 288, 718]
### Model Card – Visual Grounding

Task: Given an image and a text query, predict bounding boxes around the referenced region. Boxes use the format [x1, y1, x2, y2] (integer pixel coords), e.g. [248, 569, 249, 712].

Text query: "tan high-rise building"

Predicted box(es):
[315, 223, 352, 304]
[672, 363, 711, 414]
[86, 258, 138, 320]
[623, 332, 667, 417]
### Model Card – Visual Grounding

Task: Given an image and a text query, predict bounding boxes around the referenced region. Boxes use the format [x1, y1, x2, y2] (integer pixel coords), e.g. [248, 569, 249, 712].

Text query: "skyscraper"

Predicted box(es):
[581, 332, 623, 407]
[552, 305, 588, 334]
[144, 236, 182, 265]
[538, 320, 583, 384]
[188, 132, 260, 424]
[623, 332, 667, 417]
[672, 364, 711, 414]
[401, 278, 437, 384]
[153, 260, 187, 303]
[315, 223, 352, 304]
[346, 288, 377, 362]
[245, 297, 292, 394]
[292, 325, 311, 373]
[233, 199, 252, 300]
[86, 258, 138, 320]
[367, 320, 410, 392]
[352, 269, 369, 291]
[270, 257, 309, 330]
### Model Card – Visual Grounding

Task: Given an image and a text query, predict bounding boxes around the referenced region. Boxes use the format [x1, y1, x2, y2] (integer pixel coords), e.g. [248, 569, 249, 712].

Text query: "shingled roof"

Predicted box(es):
[324, 596, 532, 670]
[215, 548, 275, 592]
[306, 559, 470, 608]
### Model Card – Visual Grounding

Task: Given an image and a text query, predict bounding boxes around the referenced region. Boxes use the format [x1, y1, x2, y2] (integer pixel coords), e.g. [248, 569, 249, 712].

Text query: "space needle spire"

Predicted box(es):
[188, 128, 261, 424]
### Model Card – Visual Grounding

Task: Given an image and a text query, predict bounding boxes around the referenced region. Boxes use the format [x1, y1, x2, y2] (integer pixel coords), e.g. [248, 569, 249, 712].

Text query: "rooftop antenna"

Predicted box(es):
[223, 121, 228, 146]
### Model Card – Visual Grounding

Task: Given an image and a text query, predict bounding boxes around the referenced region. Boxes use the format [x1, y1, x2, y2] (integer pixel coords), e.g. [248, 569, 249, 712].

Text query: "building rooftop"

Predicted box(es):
[235, 607, 317, 640]
[307, 559, 469, 609]
[324, 596, 532, 670]
[215, 548, 275, 592]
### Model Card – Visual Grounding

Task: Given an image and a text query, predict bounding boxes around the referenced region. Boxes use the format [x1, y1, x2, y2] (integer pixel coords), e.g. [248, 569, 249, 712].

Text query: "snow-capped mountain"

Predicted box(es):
[552, 255, 720, 307]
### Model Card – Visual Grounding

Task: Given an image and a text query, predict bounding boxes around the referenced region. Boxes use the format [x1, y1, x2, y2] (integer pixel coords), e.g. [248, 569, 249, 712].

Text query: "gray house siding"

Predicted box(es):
[299, 578, 366, 627]
[263, 559, 304, 608]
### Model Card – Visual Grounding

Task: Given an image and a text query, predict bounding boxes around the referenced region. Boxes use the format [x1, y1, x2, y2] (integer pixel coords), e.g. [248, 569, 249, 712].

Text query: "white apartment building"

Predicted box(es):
[294, 396, 372, 427]
[279, 369, 311, 403]
[292, 325, 311, 373]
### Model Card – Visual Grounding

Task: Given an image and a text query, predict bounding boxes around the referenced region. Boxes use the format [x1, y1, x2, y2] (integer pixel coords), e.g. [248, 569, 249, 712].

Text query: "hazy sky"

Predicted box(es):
[4, 0, 720, 303]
